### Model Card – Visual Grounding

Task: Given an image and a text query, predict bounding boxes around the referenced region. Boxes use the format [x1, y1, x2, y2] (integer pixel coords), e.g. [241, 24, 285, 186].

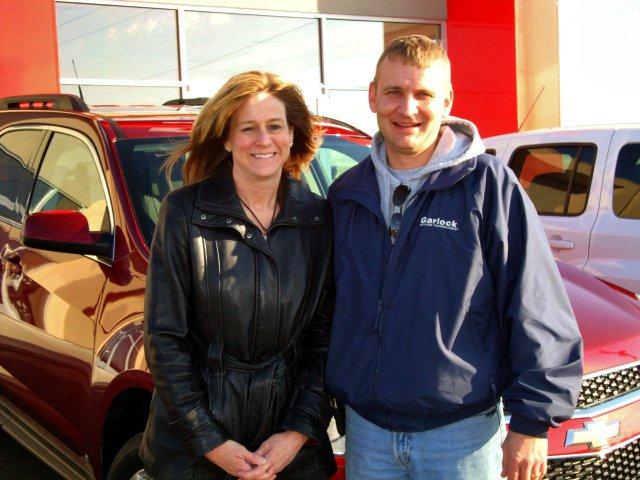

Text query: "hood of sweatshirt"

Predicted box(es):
[370, 115, 485, 180]
[369, 116, 486, 225]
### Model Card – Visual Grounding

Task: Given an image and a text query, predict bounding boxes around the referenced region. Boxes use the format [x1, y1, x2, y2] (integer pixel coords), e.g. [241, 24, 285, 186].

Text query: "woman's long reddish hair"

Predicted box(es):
[165, 71, 321, 185]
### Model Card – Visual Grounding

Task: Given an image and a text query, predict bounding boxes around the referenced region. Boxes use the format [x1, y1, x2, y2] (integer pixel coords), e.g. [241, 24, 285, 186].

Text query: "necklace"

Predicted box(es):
[238, 196, 277, 240]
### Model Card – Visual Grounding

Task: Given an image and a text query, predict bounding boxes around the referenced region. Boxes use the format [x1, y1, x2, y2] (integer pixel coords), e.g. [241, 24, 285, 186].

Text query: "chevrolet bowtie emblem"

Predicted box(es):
[565, 420, 620, 449]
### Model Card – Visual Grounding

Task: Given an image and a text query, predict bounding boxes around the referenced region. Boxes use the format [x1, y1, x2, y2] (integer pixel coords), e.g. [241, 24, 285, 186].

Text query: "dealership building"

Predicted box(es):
[2, 0, 637, 136]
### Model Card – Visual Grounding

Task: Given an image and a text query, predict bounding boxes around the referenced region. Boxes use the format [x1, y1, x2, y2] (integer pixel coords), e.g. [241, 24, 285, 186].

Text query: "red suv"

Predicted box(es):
[1, 94, 639, 480]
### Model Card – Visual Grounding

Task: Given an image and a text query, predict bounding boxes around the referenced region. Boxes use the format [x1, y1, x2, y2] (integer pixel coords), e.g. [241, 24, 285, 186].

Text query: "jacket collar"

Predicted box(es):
[330, 155, 477, 223]
[333, 154, 477, 198]
[193, 160, 324, 225]
[418, 155, 477, 192]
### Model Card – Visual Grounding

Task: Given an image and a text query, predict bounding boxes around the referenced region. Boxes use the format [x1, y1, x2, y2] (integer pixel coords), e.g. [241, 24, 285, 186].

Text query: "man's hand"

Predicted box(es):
[205, 440, 274, 480]
[254, 431, 308, 473]
[501, 431, 548, 480]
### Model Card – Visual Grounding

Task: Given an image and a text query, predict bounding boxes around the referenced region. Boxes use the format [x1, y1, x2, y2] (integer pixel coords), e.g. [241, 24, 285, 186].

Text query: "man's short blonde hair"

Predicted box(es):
[373, 35, 451, 84]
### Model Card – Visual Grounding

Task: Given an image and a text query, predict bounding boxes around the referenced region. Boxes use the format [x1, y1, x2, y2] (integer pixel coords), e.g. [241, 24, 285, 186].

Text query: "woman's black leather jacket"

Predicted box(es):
[140, 164, 336, 479]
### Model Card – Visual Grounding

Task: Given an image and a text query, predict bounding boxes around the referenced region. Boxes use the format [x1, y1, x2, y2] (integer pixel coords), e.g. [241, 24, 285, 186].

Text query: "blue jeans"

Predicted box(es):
[345, 406, 504, 480]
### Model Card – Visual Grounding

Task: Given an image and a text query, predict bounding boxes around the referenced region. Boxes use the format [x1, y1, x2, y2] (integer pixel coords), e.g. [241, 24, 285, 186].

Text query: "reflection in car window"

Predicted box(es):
[510, 145, 596, 216]
[117, 135, 371, 246]
[613, 143, 640, 219]
[0, 129, 46, 223]
[311, 136, 370, 194]
[302, 168, 322, 196]
[30, 132, 110, 232]
[117, 137, 185, 247]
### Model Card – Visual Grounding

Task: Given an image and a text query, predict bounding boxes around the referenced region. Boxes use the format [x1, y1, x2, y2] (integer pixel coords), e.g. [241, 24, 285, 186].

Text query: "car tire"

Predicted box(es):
[106, 433, 144, 480]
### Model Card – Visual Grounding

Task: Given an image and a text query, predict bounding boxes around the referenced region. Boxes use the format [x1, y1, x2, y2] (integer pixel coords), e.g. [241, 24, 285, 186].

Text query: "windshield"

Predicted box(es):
[116, 135, 370, 246]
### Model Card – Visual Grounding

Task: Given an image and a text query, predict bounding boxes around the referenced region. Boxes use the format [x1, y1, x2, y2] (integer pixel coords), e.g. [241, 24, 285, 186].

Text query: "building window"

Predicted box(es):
[56, 3, 180, 104]
[320, 20, 442, 133]
[184, 12, 320, 98]
[55, 1, 442, 125]
[60, 85, 181, 105]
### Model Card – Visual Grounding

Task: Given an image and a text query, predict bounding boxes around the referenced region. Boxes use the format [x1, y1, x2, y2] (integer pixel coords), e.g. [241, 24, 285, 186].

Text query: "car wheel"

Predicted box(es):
[106, 433, 144, 480]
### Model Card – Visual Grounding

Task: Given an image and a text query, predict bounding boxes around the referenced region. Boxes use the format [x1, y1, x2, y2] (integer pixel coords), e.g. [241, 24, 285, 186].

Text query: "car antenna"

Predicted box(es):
[517, 86, 545, 131]
[72, 59, 86, 102]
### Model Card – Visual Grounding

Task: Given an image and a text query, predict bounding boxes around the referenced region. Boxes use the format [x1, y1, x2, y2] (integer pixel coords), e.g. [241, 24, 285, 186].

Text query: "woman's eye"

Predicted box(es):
[268, 124, 283, 131]
[241, 126, 255, 133]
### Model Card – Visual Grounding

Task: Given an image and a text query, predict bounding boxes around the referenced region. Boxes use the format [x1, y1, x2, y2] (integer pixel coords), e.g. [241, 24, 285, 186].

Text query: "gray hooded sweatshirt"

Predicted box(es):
[371, 116, 486, 226]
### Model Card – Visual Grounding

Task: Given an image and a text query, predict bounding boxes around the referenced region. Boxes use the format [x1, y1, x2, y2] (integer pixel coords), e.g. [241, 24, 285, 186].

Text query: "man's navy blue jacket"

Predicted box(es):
[326, 153, 583, 437]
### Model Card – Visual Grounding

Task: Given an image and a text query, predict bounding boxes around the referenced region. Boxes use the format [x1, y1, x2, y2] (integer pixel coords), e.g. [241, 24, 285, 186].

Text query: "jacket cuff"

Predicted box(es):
[509, 414, 549, 438]
[281, 408, 326, 445]
[168, 404, 228, 458]
[282, 391, 331, 444]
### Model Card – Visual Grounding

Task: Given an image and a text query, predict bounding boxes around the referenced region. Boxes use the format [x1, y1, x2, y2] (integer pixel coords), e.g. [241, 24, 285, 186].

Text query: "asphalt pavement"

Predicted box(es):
[0, 428, 62, 479]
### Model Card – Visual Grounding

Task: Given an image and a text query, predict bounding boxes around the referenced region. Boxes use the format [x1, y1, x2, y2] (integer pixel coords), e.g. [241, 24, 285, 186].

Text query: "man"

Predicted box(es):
[326, 35, 583, 480]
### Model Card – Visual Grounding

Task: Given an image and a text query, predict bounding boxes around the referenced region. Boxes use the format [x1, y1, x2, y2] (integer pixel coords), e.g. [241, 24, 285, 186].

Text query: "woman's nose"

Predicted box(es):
[256, 128, 273, 145]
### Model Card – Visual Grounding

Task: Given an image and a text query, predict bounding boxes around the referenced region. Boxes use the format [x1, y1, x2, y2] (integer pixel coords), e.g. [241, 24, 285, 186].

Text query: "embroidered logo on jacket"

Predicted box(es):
[419, 217, 459, 231]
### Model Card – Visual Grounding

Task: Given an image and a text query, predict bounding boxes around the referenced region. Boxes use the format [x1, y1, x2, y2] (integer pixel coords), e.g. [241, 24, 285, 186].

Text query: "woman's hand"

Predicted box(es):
[205, 440, 274, 480]
[254, 431, 308, 473]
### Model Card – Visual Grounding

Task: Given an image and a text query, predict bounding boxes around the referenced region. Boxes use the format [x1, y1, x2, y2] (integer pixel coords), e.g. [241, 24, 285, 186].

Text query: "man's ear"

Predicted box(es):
[443, 87, 454, 116]
[368, 81, 377, 113]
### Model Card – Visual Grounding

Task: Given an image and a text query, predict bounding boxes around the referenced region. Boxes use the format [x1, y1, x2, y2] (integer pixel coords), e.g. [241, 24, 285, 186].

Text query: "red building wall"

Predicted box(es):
[446, 0, 517, 137]
[0, 0, 59, 98]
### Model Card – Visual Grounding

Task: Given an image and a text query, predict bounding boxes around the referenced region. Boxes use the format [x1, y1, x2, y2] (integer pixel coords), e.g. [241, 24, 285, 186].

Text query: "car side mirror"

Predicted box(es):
[23, 210, 112, 257]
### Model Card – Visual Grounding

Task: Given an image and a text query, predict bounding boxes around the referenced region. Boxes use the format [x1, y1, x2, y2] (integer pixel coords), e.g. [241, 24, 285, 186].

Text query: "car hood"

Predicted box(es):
[558, 261, 640, 375]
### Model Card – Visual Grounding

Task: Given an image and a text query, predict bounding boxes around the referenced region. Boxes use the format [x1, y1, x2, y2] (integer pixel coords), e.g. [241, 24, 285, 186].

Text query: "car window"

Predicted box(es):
[116, 137, 184, 246]
[29, 132, 111, 232]
[0, 129, 46, 223]
[315, 136, 370, 186]
[302, 167, 323, 196]
[510, 145, 596, 216]
[613, 143, 640, 219]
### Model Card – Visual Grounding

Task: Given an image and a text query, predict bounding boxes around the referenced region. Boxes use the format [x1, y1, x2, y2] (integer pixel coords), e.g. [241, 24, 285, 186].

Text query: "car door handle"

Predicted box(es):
[549, 239, 575, 250]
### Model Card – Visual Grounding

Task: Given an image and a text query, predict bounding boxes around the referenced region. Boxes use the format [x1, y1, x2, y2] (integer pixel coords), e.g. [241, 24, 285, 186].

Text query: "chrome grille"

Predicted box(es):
[546, 438, 639, 480]
[578, 365, 640, 409]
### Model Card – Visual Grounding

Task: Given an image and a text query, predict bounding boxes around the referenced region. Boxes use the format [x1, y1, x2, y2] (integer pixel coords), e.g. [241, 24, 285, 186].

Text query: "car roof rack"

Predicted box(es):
[0, 94, 90, 112]
[163, 97, 209, 106]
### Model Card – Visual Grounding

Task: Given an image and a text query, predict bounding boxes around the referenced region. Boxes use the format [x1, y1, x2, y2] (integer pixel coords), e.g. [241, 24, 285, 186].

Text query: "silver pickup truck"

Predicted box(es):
[484, 125, 640, 294]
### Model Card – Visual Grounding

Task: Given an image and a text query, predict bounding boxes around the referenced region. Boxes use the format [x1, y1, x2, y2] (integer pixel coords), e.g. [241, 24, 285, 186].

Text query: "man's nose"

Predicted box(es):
[399, 95, 419, 116]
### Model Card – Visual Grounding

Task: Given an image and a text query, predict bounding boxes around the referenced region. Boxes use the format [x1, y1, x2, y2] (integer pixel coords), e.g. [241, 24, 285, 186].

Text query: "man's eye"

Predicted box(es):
[386, 90, 400, 96]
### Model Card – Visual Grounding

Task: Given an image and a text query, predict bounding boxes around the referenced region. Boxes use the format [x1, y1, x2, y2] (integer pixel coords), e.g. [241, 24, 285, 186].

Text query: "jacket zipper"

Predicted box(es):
[373, 223, 386, 410]
[372, 192, 425, 420]
[249, 248, 260, 356]
[373, 211, 403, 414]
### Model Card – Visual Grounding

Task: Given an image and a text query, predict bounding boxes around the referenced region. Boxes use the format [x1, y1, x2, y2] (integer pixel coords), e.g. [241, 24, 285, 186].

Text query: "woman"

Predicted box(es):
[139, 71, 337, 480]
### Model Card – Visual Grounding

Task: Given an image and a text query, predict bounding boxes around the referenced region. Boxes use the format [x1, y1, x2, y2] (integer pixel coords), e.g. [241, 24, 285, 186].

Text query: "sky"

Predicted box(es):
[558, 0, 640, 126]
